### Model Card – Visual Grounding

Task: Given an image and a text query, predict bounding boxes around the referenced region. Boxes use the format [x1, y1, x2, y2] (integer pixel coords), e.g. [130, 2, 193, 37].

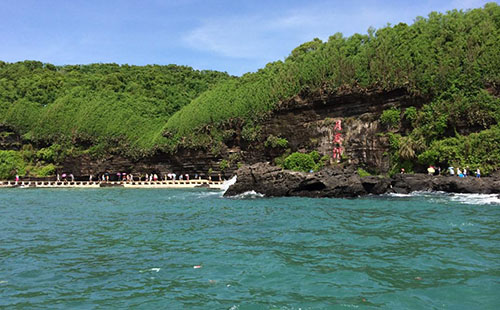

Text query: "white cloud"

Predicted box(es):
[182, 0, 493, 62]
[183, 8, 336, 61]
[183, 4, 399, 61]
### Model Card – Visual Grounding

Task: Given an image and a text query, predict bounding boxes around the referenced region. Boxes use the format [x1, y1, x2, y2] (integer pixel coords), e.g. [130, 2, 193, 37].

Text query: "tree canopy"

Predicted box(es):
[0, 62, 232, 157]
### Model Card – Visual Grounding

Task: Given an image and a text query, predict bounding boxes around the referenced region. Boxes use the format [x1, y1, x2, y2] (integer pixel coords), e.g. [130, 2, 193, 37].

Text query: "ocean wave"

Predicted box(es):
[387, 191, 500, 205]
[448, 193, 500, 205]
[386, 193, 413, 198]
[228, 190, 265, 199]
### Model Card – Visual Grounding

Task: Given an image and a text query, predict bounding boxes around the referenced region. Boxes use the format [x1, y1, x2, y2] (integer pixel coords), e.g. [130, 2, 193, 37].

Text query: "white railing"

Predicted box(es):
[0, 179, 225, 189]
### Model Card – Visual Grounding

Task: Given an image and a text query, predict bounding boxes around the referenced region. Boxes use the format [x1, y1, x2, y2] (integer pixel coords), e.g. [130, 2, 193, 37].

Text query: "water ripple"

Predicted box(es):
[0, 189, 499, 309]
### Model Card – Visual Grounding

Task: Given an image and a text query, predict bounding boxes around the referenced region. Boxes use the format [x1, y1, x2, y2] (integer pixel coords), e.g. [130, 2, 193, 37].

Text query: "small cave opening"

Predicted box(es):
[299, 181, 326, 191]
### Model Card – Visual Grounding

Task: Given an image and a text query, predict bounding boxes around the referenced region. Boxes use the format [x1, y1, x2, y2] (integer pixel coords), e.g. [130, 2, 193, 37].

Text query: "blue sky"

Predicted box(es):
[0, 0, 495, 75]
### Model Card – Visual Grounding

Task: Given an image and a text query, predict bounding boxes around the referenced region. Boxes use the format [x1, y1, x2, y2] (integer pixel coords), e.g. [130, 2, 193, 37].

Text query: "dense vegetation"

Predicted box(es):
[383, 89, 500, 174]
[165, 4, 499, 137]
[0, 62, 232, 156]
[164, 3, 500, 173]
[1, 3, 499, 177]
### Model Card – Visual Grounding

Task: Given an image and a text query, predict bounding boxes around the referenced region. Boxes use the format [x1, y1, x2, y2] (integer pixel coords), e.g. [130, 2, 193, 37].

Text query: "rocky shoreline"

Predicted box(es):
[224, 163, 500, 198]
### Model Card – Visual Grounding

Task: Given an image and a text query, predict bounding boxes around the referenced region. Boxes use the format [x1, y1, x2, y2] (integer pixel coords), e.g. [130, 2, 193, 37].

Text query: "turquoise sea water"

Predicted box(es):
[0, 188, 499, 309]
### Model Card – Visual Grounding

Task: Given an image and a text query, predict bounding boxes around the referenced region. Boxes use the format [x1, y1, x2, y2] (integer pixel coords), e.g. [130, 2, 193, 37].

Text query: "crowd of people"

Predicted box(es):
[61, 172, 224, 182]
[399, 165, 481, 178]
[446, 166, 481, 178]
[85, 172, 204, 182]
[7, 171, 225, 185]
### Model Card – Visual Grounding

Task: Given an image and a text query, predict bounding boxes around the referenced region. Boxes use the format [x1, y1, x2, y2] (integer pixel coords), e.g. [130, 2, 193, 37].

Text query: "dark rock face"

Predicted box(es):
[60, 147, 229, 179]
[224, 163, 500, 198]
[224, 163, 369, 198]
[59, 87, 421, 178]
[250, 87, 424, 173]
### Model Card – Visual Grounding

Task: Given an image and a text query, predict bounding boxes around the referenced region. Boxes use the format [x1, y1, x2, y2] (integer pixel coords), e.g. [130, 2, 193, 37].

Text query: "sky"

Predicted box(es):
[0, 0, 496, 76]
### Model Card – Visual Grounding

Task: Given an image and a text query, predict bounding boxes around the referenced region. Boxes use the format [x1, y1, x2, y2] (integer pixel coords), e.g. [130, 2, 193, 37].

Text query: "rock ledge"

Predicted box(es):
[224, 163, 500, 198]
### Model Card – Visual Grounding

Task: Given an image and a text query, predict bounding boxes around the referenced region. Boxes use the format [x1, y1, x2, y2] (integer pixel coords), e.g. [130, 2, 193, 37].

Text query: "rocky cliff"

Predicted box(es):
[224, 163, 500, 198]
[3, 87, 423, 179]
[62, 87, 422, 178]
[254, 87, 423, 172]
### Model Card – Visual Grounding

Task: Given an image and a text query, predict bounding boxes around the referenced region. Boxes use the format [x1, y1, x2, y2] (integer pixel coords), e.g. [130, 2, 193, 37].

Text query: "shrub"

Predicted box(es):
[0, 150, 26, 179]
[29, 164, 56, 177]
[309, 150, 320, 162]
[228, 153, 241, 165]
[264, 135, 288, 148]
[36, 144, 64, 163]
[219, 159, 229, 172]
[37, 164, 56, 177]
[357, 168, 371, 177]
[380, 108, 400, 129]
[403, 107, 418, 123]
[283, 152, 316, 172]
[282, 151, 329, 172]
[241, 123, 262, 142]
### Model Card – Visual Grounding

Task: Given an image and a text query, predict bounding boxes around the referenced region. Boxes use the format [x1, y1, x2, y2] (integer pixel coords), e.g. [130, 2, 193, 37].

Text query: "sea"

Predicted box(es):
[0, 187, 499, 309]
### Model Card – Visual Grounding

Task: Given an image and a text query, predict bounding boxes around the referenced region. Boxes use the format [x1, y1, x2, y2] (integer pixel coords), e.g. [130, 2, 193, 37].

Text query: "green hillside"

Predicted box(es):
[163, 3, 500, 173]
[0, 62, 232, 157]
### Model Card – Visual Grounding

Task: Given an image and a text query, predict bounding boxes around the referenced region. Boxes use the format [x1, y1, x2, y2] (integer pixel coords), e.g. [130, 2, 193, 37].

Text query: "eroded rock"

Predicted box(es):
[225, 163, 500, 198]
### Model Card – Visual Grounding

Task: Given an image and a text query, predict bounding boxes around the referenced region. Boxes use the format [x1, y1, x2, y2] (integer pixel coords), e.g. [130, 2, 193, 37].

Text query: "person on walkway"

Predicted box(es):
[427, 166, 435, 175]
[448, 166, 455, 176]
[476, 168, 481, 178]
[57, 174, 60, 182]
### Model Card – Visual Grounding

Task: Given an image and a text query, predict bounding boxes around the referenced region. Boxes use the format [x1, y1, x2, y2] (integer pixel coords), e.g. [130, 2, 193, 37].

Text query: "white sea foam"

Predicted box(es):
[194, 190, 223, 199]
[150, 268, 161, 272]
[222, 175, 237, 194]
[386, 193, 413, 198]
[388, 191, 500, 205]
[231, 190, 265, 199]
[449, 193, 500, 205]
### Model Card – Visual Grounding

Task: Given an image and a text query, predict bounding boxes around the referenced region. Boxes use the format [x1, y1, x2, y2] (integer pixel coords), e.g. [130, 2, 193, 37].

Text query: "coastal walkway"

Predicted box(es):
[0, 179, 225, 190]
